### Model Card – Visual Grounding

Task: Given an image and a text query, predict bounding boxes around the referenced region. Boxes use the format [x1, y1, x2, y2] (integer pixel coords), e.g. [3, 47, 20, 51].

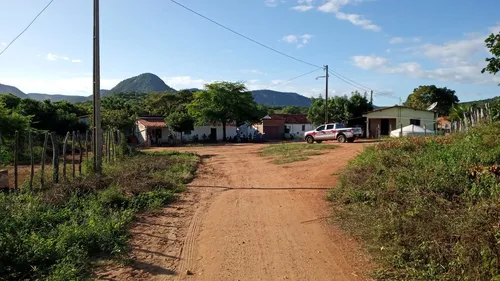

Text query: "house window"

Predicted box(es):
[284, 126, 290, 133]
[410, 119, 421, 126]
[302, 125, 305, 131]
[184, 130, 192, 135]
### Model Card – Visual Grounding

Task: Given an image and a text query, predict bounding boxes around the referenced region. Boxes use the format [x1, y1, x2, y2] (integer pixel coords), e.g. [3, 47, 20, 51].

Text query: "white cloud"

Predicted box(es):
[489, 24, 500, 34]
[0, 76, 121, 95]
[389, 37, 421, 44]
[46, 53, 82, 63]
[1, 42, 6, 46]
[411, 37, 485, 66]
[248, 79, 259, 84]
[292, 5, 314, 11]
[265, 0, 278, 7]
[315, 0, 380, 32]
[282, 34, 313, 48]
[240, 69, 267, 75]
[162, 76, 208, 90]
[351, 55, 388, 70]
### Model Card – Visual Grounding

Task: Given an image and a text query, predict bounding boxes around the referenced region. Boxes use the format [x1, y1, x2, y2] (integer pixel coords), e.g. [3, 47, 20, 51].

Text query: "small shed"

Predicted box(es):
[255, 114, 313, 140]
[364, 106, 436, 138]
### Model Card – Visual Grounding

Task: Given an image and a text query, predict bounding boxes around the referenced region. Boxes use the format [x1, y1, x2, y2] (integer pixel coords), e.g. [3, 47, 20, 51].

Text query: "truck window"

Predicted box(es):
[326, 124, 334, 130]
[336, 124, 345, 129]
[316, 125, 325, 131]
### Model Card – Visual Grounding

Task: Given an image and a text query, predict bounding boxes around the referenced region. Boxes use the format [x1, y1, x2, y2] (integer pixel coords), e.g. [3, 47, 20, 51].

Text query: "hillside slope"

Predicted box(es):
[109, 73, 176, 94]
[27, 93, 90, 103]
[0, 83, 27, 98]
[251, 89, 311, 106]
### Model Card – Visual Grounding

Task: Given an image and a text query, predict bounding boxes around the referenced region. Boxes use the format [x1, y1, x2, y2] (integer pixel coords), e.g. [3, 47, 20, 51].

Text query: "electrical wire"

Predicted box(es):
[0, 0, 55, 57]
[264, 68, 322, 89]
[328, 70, 400, 100]
[170, 0, 321, 69]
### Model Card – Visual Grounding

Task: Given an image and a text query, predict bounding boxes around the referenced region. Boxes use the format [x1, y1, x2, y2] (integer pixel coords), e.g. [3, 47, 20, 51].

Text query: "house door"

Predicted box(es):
[210, 128, 217, 141]
[381, 119, 390, 135]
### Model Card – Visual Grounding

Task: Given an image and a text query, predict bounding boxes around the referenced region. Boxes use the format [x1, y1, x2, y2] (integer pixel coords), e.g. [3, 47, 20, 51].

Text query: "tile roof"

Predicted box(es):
[268, 114, 310, 124]
[137, 117, 167, 128]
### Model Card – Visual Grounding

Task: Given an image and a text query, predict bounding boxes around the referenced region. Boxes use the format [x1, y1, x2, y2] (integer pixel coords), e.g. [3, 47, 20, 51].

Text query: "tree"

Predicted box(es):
[0, 94, 21, 109]
[307, 95, 352, 125]
[0, 102, 30, 139]
[187, 82, 260, 140]
[164, 111, 194, 142]
[348, 91, 372, 119]
[404, 85, 459, 116]
[482, 31, 500, 83]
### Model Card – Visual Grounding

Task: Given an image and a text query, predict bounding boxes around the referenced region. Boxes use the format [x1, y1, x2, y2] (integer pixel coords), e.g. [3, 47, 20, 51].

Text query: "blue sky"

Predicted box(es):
[0, 0, 499, 105]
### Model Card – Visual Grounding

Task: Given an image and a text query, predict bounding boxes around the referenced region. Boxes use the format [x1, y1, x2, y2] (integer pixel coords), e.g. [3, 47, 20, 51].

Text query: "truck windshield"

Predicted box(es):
[336, 124, 345, 129]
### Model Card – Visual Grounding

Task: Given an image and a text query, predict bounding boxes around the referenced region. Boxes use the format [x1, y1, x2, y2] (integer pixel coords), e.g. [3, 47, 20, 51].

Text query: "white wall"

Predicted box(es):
[285, 123, 314, 138]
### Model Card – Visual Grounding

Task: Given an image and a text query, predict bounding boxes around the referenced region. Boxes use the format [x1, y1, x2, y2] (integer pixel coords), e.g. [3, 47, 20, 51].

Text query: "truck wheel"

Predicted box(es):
[305, 136, 314, 144]
[337, 134, 346, 143]
[347, 138, 355, 143]
[316, 140, 323, 144]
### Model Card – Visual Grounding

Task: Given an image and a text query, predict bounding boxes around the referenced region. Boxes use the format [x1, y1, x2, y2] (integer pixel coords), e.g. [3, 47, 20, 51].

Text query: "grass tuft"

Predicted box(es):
[329, 122, 500, 280]
[261, 143, 337, 164]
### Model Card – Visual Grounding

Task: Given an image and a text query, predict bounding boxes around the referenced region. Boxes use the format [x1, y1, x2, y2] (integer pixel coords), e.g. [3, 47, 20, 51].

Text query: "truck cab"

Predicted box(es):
[304, 123, 362, 143]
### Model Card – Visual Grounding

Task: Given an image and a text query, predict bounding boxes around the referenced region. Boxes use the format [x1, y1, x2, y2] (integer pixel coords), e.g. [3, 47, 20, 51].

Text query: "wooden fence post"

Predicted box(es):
[29, 131, 34, 189]
[51, 132, 59, 184]
[72, 131, 76, 179]
[424, 125, 427, 136]
[40, 132, 48, 188]
[377, 124, 380, 138]
[85, 130, 89, 159]
[14, 130, 18, 190]
[62, 132, 70, 180]
[400, 124, 403, 137]
[78, 131, 83, 175]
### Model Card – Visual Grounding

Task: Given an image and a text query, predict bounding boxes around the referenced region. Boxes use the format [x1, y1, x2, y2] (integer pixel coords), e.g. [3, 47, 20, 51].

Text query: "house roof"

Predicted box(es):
[365, 105, 432, 114]
[137, 117, 167, 128]
[267, 114, 310, 124]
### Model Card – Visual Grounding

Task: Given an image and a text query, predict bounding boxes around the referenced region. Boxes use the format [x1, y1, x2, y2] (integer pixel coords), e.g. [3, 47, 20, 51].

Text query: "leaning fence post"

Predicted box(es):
[72, 131, 76, 179]
[50, 132, 59, 183]
[40, 132, 48, 188]
[14, 130, 19, 190]
[29, 131, 34, 189]
[78, 131, 83, 175]
[377, 124, 380, 138]
[400, 123, 403, 137]
[424, 125, 427, 136]
[62, 132, 69, 180]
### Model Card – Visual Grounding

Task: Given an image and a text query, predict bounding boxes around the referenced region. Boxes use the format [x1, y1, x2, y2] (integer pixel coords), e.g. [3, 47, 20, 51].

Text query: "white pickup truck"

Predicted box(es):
[304, 123, 363, 143]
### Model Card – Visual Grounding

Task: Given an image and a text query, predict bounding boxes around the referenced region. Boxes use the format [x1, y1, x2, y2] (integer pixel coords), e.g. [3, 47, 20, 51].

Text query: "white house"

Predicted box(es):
[135, 116, 244, 145]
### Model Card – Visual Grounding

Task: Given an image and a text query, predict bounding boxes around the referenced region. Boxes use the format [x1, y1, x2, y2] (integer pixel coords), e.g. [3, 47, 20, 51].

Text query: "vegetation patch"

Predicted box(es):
[261, 143, 337, 164]
[328, 122, 500, 280]
[0, 151, 199, 281]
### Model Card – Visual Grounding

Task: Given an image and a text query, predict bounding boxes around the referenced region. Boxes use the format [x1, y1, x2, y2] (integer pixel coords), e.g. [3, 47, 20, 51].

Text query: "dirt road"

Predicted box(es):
[97, 142, 373, 281]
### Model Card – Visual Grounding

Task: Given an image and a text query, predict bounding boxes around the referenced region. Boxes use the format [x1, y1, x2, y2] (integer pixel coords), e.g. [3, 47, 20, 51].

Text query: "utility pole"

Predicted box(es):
[324, 65, 329, 124]
[93, 0, 102, 173]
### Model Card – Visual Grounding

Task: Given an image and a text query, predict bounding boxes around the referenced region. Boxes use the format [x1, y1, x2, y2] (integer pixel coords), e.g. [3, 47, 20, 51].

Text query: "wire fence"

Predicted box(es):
[0, 129, 121, 190]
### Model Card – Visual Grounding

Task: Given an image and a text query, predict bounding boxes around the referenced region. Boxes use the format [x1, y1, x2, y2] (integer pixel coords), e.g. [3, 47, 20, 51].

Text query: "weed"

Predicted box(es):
[261, 143, 337, 164]
[0, 151, 199, 280]
[329, 122, 500, 280]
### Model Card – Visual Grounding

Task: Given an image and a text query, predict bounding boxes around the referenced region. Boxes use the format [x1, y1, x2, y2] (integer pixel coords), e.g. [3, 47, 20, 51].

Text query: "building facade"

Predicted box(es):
[364, 106, 436, 138]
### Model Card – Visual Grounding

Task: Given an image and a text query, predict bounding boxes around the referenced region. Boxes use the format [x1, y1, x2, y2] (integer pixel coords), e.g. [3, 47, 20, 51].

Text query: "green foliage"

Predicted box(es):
[0, 101, 31, 139]
[0, 151, 199, 280]
[165, 111, 194, 136]
[404, 85, 459, 116]
[307, 91, 372, 125]
[187, 82, 261, 139]
[482, 32, 500, 82]
[329, 122, 500, 280]
[0, 94, 22, 109]
[261, 143, 337, 164]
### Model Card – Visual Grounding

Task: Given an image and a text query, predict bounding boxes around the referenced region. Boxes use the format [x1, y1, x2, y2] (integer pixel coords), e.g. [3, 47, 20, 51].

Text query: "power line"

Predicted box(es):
[170, 0, 400, 101]
[265, 68, 322, 89]
[328, 70, 400, 100]
[0, 0, 55, 57]
[169, 0, 321, 69]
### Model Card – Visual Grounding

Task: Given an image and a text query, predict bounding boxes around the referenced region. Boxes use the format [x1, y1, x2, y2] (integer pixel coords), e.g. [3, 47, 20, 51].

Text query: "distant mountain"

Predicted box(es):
[100, 89, 110, 95]
[108, 73, 175, 94]
[27, 93, 90, 103]
[460, 96, 499, 107]
[0, 83, 27, 98]
[251, 89, 311, 107]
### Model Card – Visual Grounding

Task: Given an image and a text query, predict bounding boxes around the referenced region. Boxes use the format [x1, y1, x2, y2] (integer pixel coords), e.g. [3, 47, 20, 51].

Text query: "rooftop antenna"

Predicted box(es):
[427, 102, 438, 111]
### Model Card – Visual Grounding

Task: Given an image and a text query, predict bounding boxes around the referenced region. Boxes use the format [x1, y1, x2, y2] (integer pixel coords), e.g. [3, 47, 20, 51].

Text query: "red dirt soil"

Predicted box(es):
[96, 142, 375, 281]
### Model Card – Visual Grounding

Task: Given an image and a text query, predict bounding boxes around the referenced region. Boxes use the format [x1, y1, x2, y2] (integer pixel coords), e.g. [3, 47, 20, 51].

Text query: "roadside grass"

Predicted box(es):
[0, 151, 199, 281]
[328, 122, 500, 280]
[261, 143, 337, 164]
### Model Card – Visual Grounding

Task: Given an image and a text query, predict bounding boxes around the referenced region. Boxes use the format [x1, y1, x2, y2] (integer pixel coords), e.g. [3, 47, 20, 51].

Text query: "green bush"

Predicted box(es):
[0, 151, 199, 280]
[329, 122, 500, 280]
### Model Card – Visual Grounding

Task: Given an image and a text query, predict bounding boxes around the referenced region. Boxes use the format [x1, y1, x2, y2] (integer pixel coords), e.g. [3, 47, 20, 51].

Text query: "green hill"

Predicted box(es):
[27, 93, 90, 103]
[108, 73, 176, 94]
[0, 83, 27, 98]
[251, 89, 311, 106]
